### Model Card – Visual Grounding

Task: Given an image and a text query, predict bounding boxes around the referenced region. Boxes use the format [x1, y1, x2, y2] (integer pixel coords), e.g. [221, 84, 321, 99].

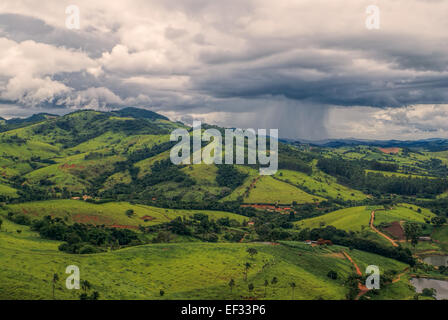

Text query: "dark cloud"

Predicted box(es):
[0, 13, 116, 57]
[1, 1, 448, 139]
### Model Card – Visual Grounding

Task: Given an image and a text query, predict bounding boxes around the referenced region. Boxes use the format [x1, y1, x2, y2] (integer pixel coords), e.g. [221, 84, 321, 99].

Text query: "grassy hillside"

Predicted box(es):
[0, 183, 18, 198]
[274, 169, 367, 201]
[0, 108, 446, 300]
[0, 219, 410, 300]
[244, 176, 325, 205]
[295, 206, 371, 232]
[0, 200, 248, 228]
[296, 204, 434, 233]
[374, 204, 435, 225]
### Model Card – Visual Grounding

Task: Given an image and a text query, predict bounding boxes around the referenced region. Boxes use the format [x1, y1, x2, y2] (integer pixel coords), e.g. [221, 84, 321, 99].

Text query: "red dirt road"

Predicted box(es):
[342, 251, 369, 300]
[370, 211, 398, 247]
[392, 268, 409, 283]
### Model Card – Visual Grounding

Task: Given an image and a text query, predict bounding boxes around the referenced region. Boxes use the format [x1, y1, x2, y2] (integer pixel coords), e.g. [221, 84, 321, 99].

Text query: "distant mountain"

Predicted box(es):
[0, 113, 59, 132]
[112, 107, 168, 121]
[0, 107, 169, 133]
[286, 138, 448, 151]
[6, 113, 59, 125]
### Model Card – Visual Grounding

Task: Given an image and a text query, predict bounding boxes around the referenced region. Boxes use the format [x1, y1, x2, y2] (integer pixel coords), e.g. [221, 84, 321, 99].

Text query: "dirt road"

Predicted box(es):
[342, 251, 369, 300]
[370, 211, 398, 247]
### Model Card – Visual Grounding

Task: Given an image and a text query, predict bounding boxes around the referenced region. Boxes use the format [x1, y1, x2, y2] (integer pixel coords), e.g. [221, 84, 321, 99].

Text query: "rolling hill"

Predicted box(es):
[0, 107, 447, 300]
[0, 199, 248, 228]
[0, 218, 411, 300]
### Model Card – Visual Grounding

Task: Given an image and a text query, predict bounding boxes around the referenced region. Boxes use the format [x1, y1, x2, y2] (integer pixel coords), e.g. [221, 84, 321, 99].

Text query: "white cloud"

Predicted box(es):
[1, 1, 448, 139]
[1, 75, 71, 106]
[328, 104, 448, 140]
[0, 37, 97, 106]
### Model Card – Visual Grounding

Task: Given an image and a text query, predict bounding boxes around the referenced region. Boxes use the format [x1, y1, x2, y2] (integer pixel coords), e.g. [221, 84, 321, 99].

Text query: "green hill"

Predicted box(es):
[274, 169, 367, 201]
[296, 206, 371, 232]
[0, 199, 248, 228]
[0, 107, 447, 300]
[0, 219, 411, 300]
[244, 176, 325, 205]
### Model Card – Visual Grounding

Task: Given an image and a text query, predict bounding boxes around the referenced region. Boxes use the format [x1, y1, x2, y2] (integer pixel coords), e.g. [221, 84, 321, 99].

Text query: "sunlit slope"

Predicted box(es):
[274, 169, 367, 201]
[295, 206, 371, 232]
[244, 176, 325, 205]
[373, 204, 435, 225]
[1, 199, 248, 228]
[0, 182, 18, 198]
[296, 204, 435, 232]
[0, 220, 410, 300]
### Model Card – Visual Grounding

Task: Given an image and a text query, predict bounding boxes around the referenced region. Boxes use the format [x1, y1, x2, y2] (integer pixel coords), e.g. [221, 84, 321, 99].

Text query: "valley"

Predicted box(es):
[1, 107, 448, 300]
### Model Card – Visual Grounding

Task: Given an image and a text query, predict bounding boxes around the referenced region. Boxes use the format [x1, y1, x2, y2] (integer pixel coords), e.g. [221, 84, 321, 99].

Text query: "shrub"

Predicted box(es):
[327, 270, 338, 280]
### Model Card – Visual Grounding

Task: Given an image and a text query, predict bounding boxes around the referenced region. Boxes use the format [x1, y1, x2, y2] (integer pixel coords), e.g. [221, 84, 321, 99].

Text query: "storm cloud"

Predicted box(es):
[1, 0, 448, 139]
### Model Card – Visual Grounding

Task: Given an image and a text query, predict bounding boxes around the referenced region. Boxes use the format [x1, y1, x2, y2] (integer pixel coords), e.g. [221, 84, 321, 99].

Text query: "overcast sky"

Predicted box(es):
[1, 0, 448, 140]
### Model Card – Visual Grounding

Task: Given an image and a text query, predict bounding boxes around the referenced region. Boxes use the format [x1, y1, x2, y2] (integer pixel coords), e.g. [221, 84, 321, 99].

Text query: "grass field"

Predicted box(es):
[365, 170, 434, 179]
[274, 169, 367, 201]
[0, 219, 411, 300]
[0, 200, 248, 228]
[374, 204, 435, 225]
[295, 204, 434, 235]
[244, 176, 325, 205]
[295, 206, 371, 232]
[221, 166, 259, 202]
[432, 225, 448, 243]
[0, 183, 18, 198]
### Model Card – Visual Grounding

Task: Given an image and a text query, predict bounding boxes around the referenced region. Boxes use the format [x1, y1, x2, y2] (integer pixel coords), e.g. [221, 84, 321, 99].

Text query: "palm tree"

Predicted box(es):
[91, 291, 100, 300]
[228, 279, 235, 293]
[81, 280, 92, 293]
[246, 248, 258, 259]
[271, 277, 278, 295]
[52, 273, 59, 300]
[264, 280, 269, 297]
[244, 263, 251, 281]
[290, 282, 296, 299]
[248, 283, 254, 295]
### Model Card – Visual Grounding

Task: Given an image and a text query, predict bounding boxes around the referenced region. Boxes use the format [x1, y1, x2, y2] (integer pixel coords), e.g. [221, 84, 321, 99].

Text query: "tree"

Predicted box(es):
[248, 283, 254, 294]
[125, 209, 135, 217]
[264, 280, 269, 297]
[79, 293, 89, 300]
[431, 216, 446, 227]
[244, 262, 251, 281]
[271, 277, 278, 294]
[327, 270, 338, 280]
[91, 291, 100, 300]
[421, 288, 436, 299]
[81, 280, 92, 293]
[290, 282, 296, 299]
[246, 248, 258, 259]
[0, 217, 3, 231]
[228, 279, 235, 293]
[52, 273, 59, 300]
[404, 222, 421, 248]
[160, 289, 165, 297]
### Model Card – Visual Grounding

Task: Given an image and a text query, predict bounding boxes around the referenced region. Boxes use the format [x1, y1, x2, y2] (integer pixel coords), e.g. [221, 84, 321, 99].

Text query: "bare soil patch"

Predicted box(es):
[383, 221, 405, 240]
[378, 147, 400, 154]
[140, 215, 155, 221]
